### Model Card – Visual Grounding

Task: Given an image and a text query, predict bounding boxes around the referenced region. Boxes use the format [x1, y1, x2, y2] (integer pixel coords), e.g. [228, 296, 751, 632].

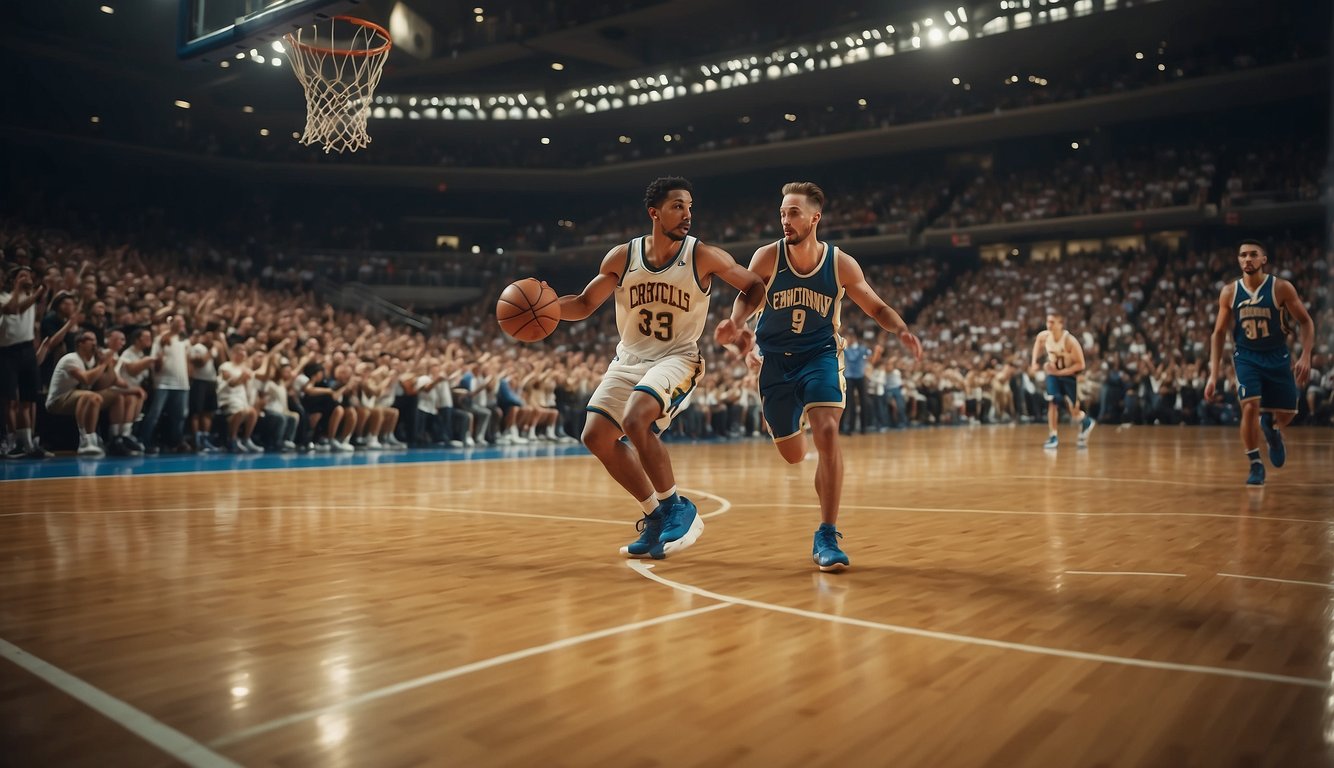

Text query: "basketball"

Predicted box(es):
[496, 278, 560, 342]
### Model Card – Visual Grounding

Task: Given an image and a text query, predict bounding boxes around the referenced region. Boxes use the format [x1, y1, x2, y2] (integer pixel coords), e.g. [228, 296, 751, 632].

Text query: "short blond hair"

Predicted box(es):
[781, 181, 825, 210]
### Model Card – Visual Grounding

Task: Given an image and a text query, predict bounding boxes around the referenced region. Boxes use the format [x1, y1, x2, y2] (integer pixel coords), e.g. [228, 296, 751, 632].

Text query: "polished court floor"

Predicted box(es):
[2, 425, 1333, 767]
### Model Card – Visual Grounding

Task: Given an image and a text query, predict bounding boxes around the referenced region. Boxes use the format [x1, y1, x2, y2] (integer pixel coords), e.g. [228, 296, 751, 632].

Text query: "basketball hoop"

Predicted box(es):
[283, 16, 392, 154]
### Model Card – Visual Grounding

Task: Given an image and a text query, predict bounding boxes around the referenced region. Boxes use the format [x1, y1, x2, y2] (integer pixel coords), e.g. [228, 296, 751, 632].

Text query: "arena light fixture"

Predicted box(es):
[551, 62, 564, 70]
[174, 99, 191, 109]
[99, 5, 114, 14]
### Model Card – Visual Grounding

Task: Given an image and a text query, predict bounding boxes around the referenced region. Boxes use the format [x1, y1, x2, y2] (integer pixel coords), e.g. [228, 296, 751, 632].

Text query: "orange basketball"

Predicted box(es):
[496, 278, 560, 342]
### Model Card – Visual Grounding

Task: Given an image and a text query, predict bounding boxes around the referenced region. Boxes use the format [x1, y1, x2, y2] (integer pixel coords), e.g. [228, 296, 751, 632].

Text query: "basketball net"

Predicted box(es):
[283, 16, 392, 154]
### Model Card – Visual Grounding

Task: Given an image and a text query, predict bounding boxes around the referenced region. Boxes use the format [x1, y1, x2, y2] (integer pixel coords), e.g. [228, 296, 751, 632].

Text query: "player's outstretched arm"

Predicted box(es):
[719, 244, 778, 354]
[1029, 332, 1047, 373]
[1204, 285, 1235, 401]
[1276, 278, 1316, 386]
[557, 244, 625, 322]
[699, 243, 765, 349]
[838, 249, 922, 361]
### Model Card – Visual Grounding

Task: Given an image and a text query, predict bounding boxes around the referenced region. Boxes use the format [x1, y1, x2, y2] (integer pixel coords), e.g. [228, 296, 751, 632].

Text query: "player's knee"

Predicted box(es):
[778, 443, 805, 464]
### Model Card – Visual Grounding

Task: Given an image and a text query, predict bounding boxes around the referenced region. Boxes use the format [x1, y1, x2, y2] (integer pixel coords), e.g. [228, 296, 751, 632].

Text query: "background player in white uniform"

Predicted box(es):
[1030, 313, 1095, 449]
[553, 176, 764, 559]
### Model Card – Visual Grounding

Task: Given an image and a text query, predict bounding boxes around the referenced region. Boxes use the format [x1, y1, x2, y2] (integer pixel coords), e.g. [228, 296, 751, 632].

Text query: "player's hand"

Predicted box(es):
[898, 330, 923, 362]
[1294, 357, 1311, 388]
[1203, 378, 1216, 401]
[1044, 361, 1058, 375]
[714, 317, 743, 347]
[744, 347, 762, 374]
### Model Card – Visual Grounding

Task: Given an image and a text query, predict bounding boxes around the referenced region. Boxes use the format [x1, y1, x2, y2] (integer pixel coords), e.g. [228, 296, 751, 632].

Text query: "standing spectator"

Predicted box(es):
[841, 333, 873, 434]
[137, 315, 191, 454]
[0, 265, 48, 458]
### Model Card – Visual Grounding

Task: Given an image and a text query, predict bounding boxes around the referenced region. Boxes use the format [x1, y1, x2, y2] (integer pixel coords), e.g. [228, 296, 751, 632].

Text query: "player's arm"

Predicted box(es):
[697, 243, 765, 348]
[557, 245, 625, 321]
[1029, 331, 1048, 371]
[720, 244, 778, 353]
[1275, 278, 1315, 387]
[838, 249, 922, 361]
[1204, 284, 1235, 400]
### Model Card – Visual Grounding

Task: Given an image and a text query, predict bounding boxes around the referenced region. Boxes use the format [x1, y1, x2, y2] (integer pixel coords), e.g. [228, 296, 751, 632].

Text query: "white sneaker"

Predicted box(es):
[333, 440, 354, 452]
[464, 435, 475, 447]
[77, 437, 104, 458]
[366, 436, 383, 450]
[244, 438, 265, 453]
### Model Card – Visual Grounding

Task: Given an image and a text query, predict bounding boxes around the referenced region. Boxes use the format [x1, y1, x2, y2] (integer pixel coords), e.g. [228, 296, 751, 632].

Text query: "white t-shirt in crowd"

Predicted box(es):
[416, 375, 437, 414]
[152, 334, 190, 390]
[47, 351, 92, 405]
[190, 343, 218, 382]
[0, 293, 36, 346]
[263, 380, 289, 414]
[117, 346, 152, 387]
[217, 361, 252, 411]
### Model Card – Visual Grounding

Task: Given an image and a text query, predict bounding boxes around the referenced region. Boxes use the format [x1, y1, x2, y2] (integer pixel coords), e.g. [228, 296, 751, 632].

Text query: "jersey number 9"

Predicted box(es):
[790, 308, 807, 334]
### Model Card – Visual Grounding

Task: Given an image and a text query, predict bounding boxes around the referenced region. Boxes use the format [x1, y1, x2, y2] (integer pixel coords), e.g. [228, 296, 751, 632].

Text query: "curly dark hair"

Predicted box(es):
[643, 176, 693, 210]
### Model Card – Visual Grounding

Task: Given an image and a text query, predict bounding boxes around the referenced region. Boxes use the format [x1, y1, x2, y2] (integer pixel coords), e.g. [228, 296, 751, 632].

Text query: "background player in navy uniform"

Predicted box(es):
[1029, 313, 1096, 449]
[719, 182, 922, 571]
[557, 177, 765, 558]
[1204, 239, 1315, 486]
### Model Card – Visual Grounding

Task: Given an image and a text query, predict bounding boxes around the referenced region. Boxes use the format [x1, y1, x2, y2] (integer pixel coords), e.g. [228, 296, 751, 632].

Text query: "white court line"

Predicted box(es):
[1064, 570, 1186, 578]
[812, 474, 1334, 490]
[1218, 572, 1334, 590]
[726, 502, 1334, 527]
[1009, 474, 1333, 490]
[209, 603, 731, 748]
[461, 487, 735, 520]
[0, 638, 240, 768]
[628, 562, 1323, 688]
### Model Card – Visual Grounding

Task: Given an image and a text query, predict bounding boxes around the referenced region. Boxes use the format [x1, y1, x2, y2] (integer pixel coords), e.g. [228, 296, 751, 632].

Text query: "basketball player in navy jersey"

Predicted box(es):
[1204, 239, 1314, 486]
[719, 182, 922, 571]
[554, 177, 765, 558]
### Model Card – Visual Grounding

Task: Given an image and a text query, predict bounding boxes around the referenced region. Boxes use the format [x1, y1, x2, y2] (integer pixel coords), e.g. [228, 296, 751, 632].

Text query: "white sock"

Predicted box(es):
[639, 495, 657, 515]
[654, 486, 677, 504]
[17, 428, 34, 449]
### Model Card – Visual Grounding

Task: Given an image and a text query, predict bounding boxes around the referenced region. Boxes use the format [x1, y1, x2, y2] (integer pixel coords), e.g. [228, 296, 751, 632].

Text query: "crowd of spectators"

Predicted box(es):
[935, 146, 1218, 228]
[1, 209, 1328, 462]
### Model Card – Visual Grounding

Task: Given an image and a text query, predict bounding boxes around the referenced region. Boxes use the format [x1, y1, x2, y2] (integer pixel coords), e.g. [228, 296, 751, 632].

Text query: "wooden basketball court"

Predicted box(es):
[2, 425, 1333, 766]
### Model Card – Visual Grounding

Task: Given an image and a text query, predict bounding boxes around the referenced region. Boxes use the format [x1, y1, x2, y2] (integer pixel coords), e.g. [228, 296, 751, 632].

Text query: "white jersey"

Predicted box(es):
[1044, 329, 1075, 370]
[613, 235, 710, 361]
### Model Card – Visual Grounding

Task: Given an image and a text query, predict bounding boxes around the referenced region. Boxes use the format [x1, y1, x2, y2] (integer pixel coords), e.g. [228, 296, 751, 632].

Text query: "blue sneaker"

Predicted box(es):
[1043, 434, 1059, 450]
[812, 524, 849, 572]
[619, 510, 663, 558]
[1077, 415, 1095, 447]
[1260, 413, 1286, 468]
[654, 496, 703, 558]
[1246, 462, 1265, 487]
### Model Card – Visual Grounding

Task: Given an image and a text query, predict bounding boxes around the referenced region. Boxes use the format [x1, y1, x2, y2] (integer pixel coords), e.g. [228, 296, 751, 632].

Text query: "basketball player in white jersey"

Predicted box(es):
[1030, 313, 1095, 449]
[553, 177, 765, 559]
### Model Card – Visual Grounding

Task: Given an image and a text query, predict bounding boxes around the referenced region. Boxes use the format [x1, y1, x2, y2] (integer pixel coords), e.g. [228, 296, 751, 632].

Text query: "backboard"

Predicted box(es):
[177, 0, 370, 62]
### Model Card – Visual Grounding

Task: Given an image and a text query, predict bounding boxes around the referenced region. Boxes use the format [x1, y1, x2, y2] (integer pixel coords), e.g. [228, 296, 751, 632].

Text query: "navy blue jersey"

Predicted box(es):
[756, 240, 843, 357]
[1232, 275, 1289, 356]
